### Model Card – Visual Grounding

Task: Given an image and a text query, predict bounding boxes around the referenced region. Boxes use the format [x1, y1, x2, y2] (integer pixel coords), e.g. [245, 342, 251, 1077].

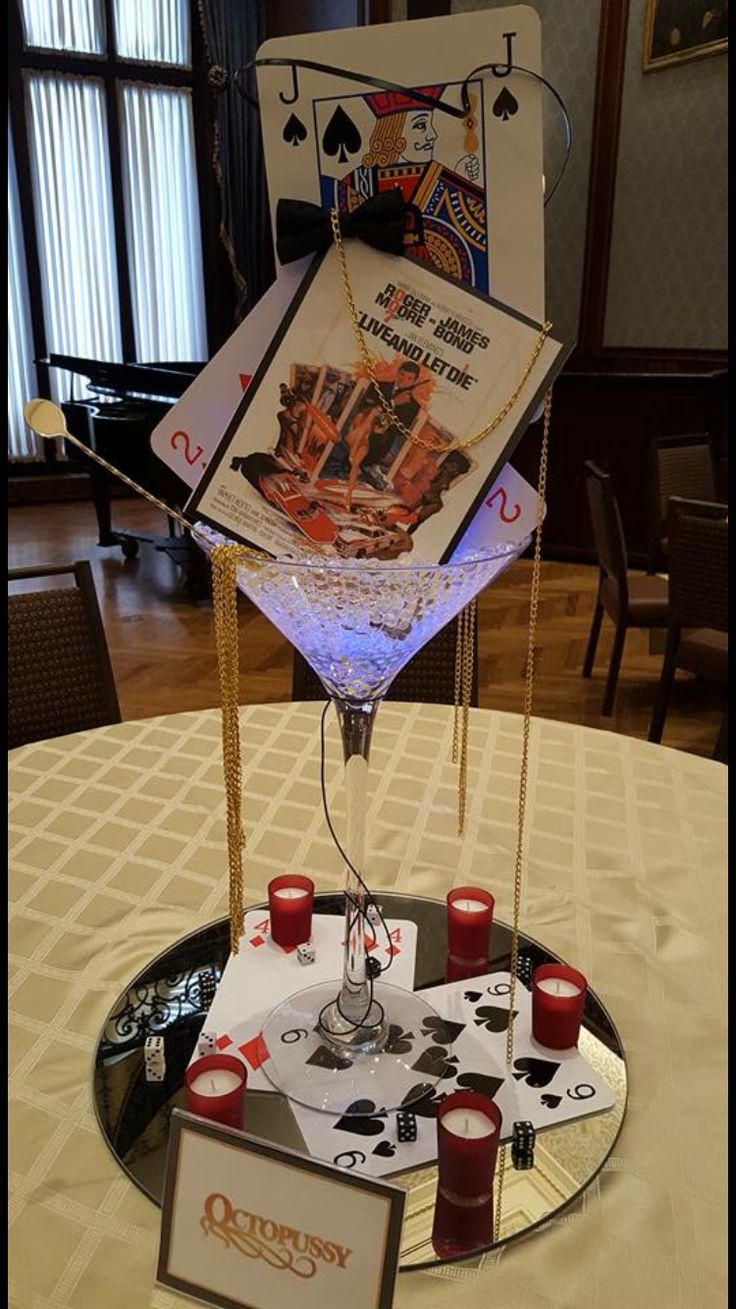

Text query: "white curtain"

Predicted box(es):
[113, 0, 189, 65]
[8, 118, 40, 461]
[25, 73, 123, 401]
[120, 83, 207, 362]
[20, 0, 105, 54]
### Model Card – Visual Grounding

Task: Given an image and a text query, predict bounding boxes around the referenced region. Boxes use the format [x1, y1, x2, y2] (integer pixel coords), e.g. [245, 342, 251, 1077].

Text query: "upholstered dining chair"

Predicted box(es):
[8, 561, 121, 748]
[648, 498, 728, 760]
[648, 433, 717, 573]
[583, 462, 669, 715]
[292, 614, 478, 706]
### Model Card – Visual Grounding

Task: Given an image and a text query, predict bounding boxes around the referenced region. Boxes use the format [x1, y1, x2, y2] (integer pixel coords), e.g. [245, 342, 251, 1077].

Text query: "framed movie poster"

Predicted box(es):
[643, 0, 728, 70]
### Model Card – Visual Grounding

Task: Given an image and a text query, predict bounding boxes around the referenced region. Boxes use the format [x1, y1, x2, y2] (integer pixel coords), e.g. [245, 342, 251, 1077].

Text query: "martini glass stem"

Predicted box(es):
[328, 699, 386, 1044]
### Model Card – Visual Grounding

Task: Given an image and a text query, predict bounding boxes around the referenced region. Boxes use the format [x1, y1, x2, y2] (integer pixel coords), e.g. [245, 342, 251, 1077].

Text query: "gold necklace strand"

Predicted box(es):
[451, 611, 464, 767]
[493, 387, 553, 1243]
[457, 598, 476, 836]
[210, 544, 250, 954]
[329, 208, 553, 454]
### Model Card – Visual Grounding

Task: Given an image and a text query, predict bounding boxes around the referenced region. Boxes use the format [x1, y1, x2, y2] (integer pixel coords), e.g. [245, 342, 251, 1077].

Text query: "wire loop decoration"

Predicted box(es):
[231, 56, 572, 207]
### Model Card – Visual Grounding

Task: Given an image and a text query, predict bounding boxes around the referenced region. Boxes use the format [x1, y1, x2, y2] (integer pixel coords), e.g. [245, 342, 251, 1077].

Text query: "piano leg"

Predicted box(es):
[88, 461, 119, 547]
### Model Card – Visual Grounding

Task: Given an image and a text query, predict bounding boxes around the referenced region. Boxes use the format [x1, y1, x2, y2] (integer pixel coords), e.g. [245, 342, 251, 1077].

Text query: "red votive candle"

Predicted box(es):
[446, 953, 490, 983]
[531, 963, 587, 1050]
[268, 873, 314, 948]
[184, 1054, 246, 1129]
[446, 886, 494, 961]
[436, 1090, 502, 1199]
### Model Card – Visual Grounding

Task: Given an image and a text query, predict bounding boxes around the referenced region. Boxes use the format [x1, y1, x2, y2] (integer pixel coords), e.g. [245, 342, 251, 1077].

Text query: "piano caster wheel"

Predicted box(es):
[121, 539, 139, 561]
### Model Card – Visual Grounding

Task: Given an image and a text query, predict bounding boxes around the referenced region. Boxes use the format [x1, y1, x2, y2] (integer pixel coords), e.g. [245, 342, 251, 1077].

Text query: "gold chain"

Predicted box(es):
[330, 209, 552, 454]
[493, 387, 553, 1242]
[455, 598, 476, 836]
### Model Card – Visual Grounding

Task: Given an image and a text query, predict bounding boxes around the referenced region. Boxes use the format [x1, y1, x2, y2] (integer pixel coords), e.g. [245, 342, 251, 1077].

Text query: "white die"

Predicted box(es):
[366, 904, 382, 926]
[297, 942, 315, 965]
[144, 1035, 164, 1057]
[145, 1064, 165, 1083]
[197, 1030, 217, 1056]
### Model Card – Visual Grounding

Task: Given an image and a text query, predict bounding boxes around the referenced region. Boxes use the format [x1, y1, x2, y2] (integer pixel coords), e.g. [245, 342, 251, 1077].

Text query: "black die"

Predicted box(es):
[396, 1111, 417, 1143]
[366, 957, 382, 980]
[516, 954, 534, 989]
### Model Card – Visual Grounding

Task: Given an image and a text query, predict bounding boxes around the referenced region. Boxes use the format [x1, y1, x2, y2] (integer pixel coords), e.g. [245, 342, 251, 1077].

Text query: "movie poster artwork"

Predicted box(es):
[189, 245, 565, 565]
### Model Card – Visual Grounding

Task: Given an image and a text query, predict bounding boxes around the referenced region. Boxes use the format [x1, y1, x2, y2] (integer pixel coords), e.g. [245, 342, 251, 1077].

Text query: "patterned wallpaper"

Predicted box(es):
[604, 0, 728, 349]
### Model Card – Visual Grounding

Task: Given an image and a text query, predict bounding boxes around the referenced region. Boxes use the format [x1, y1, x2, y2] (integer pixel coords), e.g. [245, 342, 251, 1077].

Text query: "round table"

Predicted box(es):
[8, 702, 727, 1308]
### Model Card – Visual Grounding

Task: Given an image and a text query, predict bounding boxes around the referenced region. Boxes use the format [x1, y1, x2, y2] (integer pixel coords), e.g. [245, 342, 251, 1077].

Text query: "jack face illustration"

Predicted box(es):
[319, 84, 488, 290]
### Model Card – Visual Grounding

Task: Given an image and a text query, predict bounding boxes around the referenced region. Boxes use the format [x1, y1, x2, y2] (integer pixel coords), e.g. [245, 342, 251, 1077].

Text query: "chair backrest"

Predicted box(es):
[8, 561, 121, 749]
[666, 498, 728, 633]
[584, 462, 628, 593]
[292, 613, 478, 707]
[652, 434, 716, 532]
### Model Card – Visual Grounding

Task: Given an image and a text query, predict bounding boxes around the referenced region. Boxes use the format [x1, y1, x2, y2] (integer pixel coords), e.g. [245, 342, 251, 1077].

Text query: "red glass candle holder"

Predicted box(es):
[267, 873, 314, 948]
[445, 953, 490, 983]
[446, 886, 494, 961]
[431, 1188, 493, 1258]
[531, 963, 587, 1050]
[184, 1054, 247, 1129]
[436, 1090, 502, 1199]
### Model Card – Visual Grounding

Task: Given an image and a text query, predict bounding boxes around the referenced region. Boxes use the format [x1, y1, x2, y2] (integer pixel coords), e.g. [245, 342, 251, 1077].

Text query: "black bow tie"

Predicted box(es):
[275, 190, 409, 264]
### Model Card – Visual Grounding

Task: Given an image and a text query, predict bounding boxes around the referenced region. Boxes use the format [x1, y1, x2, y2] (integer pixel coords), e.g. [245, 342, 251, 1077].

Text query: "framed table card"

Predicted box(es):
[157, 1110, 406, 1309]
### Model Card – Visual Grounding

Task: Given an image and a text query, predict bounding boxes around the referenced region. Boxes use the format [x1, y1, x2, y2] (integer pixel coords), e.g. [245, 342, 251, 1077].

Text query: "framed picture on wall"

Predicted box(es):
[643, 0, 728, 70]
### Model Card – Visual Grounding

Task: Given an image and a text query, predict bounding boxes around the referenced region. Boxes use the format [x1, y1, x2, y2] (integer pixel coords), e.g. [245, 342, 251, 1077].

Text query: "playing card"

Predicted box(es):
[199, 911, 418, 1091]
[256, 7, 544, 319]
[290, 972, 615, 1180]
[451, 461, 541, 556]
[457, 974, 615, 1131]
[149, 259, 309, 487]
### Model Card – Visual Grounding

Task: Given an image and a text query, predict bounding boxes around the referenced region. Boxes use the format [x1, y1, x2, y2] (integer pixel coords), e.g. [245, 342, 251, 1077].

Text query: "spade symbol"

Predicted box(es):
[322, 105, 362, 164]
[492, 87, 518, 123]
[421, 1016, 466, 1046]
[464, 991, 483, 1003]
[540, 1093, 562, 1109]
[474, 1005, 518, 1034]
[373, 1140, 396, 1157]
[456, 1072, 504, 1100]
[412, 1045, 459, 1080]
[512, 1057, 560, 1089]
[282, 113, 307, 147]
[306, 1044, 353, 1071]
[334, 1099, 386, 1136]
[402, 1083, 446, 1118]
[384, 1025, 415, 1055]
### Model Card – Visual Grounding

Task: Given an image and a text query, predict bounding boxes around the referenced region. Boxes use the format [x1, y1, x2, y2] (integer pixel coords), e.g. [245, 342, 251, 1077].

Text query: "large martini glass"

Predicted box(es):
[197, 525, 529, 1115]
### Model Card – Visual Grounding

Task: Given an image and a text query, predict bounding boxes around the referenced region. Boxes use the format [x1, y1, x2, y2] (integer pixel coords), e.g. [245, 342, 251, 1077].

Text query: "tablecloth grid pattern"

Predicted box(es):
[9, 703, 727, 1308]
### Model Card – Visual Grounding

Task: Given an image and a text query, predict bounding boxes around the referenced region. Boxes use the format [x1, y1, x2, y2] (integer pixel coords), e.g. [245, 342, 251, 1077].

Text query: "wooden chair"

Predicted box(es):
[8, 561, 121, 748]
[292, 614, 478, 706]
[648, 434, 716, 573]
[648, 499, 728, 759]
[583, 462, 669, 715]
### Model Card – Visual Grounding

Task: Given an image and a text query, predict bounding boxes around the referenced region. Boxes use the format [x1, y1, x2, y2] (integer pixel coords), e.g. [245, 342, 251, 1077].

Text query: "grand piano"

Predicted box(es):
[41, 352, 208, 596]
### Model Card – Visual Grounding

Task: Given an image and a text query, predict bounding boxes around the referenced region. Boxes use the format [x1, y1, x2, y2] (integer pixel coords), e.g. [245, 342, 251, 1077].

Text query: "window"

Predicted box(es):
[8, 0, 208, 461]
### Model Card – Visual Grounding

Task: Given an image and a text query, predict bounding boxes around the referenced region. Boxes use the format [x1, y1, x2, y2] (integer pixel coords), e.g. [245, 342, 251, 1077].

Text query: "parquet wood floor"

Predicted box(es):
[8, 499, 725, 759]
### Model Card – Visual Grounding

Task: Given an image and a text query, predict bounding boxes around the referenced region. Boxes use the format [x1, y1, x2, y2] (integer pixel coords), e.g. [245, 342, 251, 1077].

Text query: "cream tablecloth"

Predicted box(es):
[8, 702, 727, 1308]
